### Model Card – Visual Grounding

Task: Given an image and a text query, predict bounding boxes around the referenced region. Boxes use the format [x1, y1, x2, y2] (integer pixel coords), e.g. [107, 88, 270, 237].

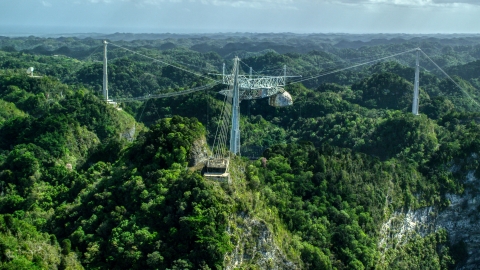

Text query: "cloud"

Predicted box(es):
[198, 0, 295, 9]
[76, 0, 480, 7]
[327, 0, 480, 7]
[77, 0, 480, 10]
[42, 0, 52, 6]
[433, 0, 480, 4]
[86, 0, 112, 3]
[81, 0, 295, 9]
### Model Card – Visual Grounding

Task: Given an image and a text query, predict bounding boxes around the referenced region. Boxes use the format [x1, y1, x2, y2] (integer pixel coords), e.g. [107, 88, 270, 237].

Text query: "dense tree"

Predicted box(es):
[1, 35, 480, 269]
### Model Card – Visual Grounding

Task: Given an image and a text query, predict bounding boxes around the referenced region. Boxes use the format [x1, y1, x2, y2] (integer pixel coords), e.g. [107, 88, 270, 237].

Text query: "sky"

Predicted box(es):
[1, 0, 480, 35]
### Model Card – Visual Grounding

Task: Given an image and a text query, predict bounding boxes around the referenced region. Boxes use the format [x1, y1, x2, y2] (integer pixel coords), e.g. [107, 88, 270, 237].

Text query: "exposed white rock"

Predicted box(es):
[379, 163, 480, 269]
[121, 124, 136, 142]
[224, 213, 298, 270]
[188, 137, 209, 167]
[466, 170, 476, 183]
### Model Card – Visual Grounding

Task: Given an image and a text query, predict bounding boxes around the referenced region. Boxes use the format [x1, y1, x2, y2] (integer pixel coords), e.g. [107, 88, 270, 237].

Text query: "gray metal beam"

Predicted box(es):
[103, 40, 109, 101]
[229, 57, 241, 155]
[412, 49, 420, 115]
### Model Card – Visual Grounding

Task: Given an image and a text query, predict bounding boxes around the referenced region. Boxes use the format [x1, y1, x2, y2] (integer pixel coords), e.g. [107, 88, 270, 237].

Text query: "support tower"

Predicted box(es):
[230, 57, 241, 155]
[103, 40, 109, 101]
[412, 48, 420, 115]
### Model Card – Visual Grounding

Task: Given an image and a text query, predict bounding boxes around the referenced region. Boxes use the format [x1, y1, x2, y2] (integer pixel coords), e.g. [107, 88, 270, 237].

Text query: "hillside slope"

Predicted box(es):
[2, 36, 480, 269]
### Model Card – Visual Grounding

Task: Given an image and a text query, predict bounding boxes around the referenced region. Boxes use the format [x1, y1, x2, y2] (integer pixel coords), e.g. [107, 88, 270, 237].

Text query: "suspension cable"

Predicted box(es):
[112, 82, 219, 102]
[420, 50, 480, 108]
[84, 45, 102, 62]
[108, 42, 216, 82]
[289, 48, 419, 84]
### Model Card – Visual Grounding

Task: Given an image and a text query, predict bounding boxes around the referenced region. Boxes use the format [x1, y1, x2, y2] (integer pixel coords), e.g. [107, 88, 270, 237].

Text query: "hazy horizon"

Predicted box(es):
[2, 29, 480, 39]
[2, 0, 480, 37]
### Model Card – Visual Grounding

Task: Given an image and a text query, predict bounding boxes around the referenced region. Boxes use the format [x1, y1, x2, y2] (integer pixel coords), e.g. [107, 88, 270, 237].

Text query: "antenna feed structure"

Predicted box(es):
[26, 67, 34, 76]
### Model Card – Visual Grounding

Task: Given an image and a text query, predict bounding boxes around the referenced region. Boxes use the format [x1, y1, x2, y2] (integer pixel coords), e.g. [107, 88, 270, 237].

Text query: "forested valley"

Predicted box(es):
[1, 33, 480, 269]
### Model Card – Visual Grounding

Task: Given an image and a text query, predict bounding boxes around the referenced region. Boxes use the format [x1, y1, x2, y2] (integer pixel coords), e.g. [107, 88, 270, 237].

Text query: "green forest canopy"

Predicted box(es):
[1, 34, 480, 269]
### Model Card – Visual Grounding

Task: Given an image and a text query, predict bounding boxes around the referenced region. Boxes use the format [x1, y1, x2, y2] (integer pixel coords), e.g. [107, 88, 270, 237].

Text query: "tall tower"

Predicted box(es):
[219, 58, 295, 156]
[229, 57, 241, 155]
[222, 63, 226, 84]
[103, 40, 109, 101]
[412, 48, 420, 115]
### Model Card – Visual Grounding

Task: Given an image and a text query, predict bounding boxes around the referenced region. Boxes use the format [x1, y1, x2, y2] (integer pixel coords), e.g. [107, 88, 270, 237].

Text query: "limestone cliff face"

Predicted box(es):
[435, 183, 480, 269]
[121, 124, 136, 142]
[188, 136, 209, 167]
[379, 169, 480, 269]
[221, 159, 300, 269]
[223, 213, 298, 270]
